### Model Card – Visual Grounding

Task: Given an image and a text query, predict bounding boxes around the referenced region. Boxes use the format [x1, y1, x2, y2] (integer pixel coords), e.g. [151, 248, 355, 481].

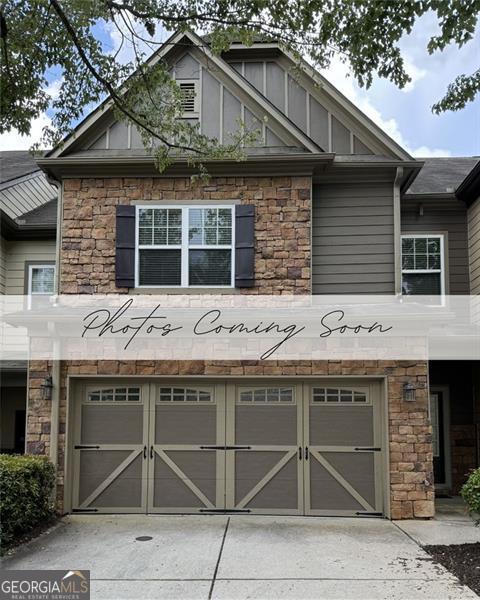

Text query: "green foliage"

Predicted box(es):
[0, 0, 479, 168]
[461, 467, 480, 525]
[0, 454, 56, 551]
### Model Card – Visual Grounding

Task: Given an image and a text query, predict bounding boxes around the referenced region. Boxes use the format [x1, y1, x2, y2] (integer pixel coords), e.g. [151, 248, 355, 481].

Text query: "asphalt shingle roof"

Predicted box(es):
[406, 157, 479, 195]
[15, 198, 57, 228]
[0, 151, 42, 184]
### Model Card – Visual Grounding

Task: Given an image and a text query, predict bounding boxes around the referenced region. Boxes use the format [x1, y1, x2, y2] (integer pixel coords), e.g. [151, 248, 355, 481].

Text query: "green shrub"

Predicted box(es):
[461, 467, 480, 525]
[0, 454, 55, 550]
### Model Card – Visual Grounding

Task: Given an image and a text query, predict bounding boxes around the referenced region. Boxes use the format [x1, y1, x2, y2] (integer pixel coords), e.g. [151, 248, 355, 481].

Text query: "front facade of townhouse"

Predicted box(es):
[19, 31, 479, 520]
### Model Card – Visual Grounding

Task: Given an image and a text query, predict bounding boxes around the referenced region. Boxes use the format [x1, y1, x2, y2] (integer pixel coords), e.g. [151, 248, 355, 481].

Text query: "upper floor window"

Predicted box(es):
[136, 205, 234, 287]
[401, 234, 445, 295]
[27, 264, 55, 295]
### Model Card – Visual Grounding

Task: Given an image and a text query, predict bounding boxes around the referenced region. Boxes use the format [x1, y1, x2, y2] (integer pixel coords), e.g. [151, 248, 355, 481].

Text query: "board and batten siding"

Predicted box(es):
[401, 198, 470, 294]
[4, 240, 56, 294]
[312, 181, 395, 294]
[468, 196, 480, 295]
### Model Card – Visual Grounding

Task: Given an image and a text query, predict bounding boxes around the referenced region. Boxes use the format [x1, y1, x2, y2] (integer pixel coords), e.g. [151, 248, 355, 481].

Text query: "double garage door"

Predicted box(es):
[71, 379, 384, 516]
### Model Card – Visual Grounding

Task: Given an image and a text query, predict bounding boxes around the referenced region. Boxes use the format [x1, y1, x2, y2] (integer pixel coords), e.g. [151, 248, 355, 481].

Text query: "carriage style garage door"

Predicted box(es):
[71, 379, 384, 516]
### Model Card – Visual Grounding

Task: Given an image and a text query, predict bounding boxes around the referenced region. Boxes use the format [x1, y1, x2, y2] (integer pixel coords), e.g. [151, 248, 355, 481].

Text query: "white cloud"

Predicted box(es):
[0, 112, 52, 151]
[45, 78, 63, 100]
[322, 56, 451, 158]
[409, 146, 451, 158]
[401, 57, 427, 93]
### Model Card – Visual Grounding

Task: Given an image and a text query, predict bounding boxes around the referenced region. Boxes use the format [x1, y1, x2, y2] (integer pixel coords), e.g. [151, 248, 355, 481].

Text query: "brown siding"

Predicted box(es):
[402, 198, 470, 294]
[468, 196, 480, 294]
[312, 181, 395, 294]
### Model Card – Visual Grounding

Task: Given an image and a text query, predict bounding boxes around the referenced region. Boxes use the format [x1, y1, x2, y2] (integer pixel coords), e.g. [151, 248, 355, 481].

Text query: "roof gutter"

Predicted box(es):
[456, 160, 480, 205]
[0, 209, 56, 240]
[37, 153, 336, 179]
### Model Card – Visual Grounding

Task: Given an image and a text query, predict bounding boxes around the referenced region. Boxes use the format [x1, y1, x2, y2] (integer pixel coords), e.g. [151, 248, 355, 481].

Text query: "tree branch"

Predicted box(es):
[49, 0, 206, 154]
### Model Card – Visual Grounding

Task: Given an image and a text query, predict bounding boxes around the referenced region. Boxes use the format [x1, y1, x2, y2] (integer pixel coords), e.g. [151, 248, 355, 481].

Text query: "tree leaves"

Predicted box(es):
[0, 0, 478, 168]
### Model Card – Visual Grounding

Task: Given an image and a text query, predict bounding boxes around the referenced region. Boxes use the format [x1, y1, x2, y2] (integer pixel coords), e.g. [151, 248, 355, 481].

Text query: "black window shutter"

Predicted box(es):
[235, 204, 255, 288]
[115, 205, 136, 288]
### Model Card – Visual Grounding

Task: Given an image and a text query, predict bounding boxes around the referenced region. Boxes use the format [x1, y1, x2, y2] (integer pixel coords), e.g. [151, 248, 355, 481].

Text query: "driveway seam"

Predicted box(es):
[391, 520, 425, 547]
[213, 577, 457, 581]
[89, 577, 453, 582]
[208, 516, 230, 600]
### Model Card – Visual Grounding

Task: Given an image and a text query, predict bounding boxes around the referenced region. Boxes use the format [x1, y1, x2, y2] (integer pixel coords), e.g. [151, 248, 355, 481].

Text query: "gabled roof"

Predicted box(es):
[47, 30, 321, 159]
[224, 42, 413, 161]
[405, 157, 479, 197]
[45, 29, 419, 164]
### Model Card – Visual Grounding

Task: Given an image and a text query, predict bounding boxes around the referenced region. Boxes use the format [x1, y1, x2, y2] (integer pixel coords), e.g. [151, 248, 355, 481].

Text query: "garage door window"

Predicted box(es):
[238, 387, 294, 403]
[312, 388, 368, 403]
[158, 387, 213, 402]
[87, 387, 141, 402]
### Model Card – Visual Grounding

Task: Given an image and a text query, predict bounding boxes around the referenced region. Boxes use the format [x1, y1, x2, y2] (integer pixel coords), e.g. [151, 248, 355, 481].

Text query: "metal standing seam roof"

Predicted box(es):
[0, 171, 57, 220]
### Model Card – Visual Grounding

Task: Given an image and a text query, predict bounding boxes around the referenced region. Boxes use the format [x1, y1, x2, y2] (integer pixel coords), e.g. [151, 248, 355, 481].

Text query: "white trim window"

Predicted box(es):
[136, 205, 234, 287]
[28, 264, 55, 295]
[401, 234, 445, 295]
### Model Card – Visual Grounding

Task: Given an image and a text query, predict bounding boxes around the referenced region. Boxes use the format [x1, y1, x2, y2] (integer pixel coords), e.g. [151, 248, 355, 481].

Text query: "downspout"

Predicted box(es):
[45, 175, 62, 501]
[393, 167, 403, 295]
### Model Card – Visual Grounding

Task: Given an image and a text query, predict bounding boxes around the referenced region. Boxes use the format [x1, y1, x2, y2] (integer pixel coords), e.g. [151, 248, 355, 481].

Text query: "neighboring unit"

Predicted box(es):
[0, 151, 58, 454]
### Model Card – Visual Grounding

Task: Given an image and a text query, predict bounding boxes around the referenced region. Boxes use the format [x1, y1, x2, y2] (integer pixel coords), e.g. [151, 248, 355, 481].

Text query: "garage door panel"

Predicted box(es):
[92, 454, 143, 508]
[235, 451, 287, 504]
[81, 404, 144, 445]
[78, 450, 132, 504]
[309, 405, 374, 447]
[153, 452, 213, 509]
[310, 458, 366, 512]
[235, 406, 297, 445]
[164, 450, 218, 505]
[148, 383, 226, 512]
[155, 405, 218, 445]
[243, 454, 298, 510]
[77, 449, 144, 509]
[324, 452, 376, 508]
[226, 384, 303, 514]
[305, 382, 383, 517]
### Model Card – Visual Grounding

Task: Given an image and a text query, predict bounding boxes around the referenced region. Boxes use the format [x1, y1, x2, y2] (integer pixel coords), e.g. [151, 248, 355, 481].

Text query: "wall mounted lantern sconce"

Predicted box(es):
[41, 375, 53, 401]
[403, 382, 416, 402]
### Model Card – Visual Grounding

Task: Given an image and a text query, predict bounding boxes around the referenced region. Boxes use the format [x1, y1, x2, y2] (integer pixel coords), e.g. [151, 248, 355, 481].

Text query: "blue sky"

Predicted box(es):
[1, 13, 479, 157]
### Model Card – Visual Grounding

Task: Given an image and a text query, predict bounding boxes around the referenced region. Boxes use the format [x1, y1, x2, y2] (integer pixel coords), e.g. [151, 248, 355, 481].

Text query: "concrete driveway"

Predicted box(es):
[1, 515, 477, 600]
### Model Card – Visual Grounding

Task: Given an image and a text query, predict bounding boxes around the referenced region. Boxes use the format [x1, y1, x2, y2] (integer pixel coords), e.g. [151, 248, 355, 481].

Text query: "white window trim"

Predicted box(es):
[401, 233, 446, 295]
[135, 204, 235, 288]
[27, 264, 56, 296]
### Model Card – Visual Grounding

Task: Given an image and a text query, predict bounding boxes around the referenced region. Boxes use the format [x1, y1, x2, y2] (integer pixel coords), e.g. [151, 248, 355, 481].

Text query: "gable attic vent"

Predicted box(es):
[179, 81, 198, 115]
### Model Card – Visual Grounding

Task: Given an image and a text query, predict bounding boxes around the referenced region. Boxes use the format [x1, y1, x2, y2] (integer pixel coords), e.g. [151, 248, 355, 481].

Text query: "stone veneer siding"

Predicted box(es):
[60, 176, 311, 294]
[26, 177, 434, 519]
